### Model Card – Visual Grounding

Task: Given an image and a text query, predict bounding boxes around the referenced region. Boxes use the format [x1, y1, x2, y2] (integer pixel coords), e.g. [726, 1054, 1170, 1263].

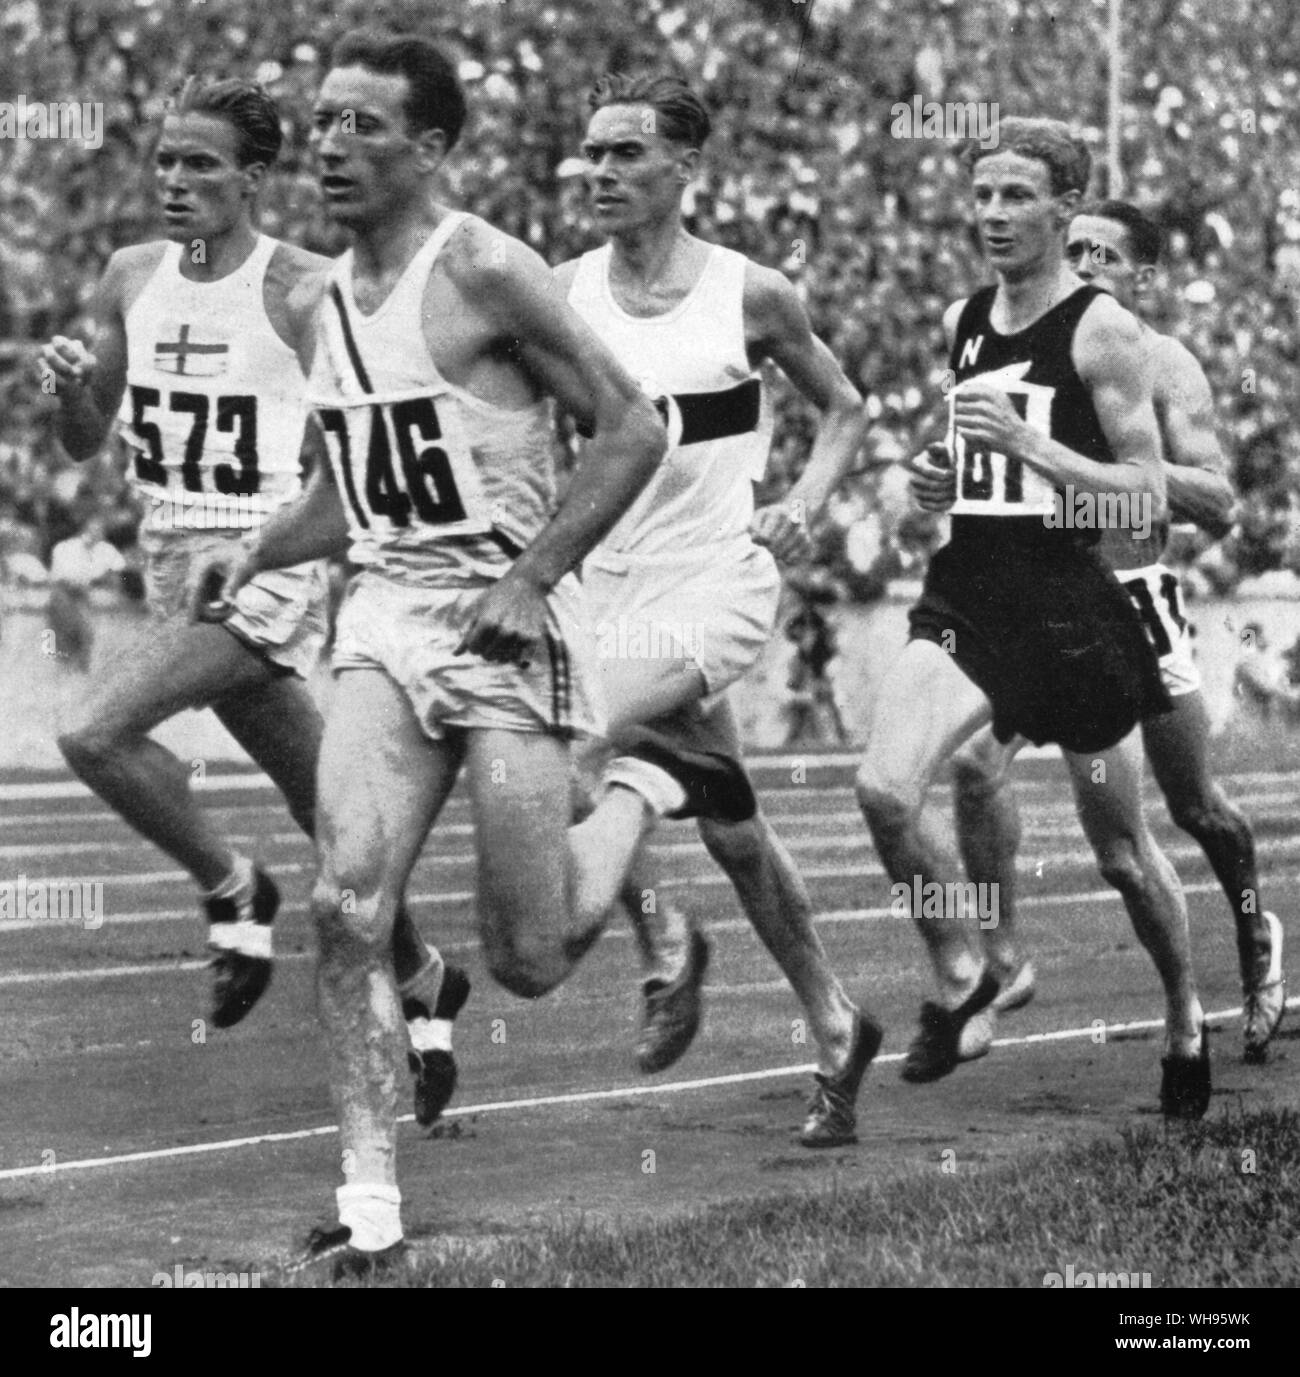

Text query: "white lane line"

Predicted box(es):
[1, 997, 1292, 1182]
[25, 742, 1296, 805]
[0, 875, 1277, 986]
[7, 796, 1300, 873]
[6, 818, 1300, 935]
[7, 771, 1300, 832]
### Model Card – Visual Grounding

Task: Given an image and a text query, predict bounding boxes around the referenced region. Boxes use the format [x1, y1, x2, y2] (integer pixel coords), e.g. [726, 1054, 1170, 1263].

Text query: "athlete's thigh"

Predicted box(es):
[66, 616, 276, 737]
[1063, 727, 1148, 849]
[599, 652, 708, 740]
[953, 723, 1025, 787]
[214, 668, 323, 767]
[676, 692, 743, 755]
[1140, 691, 1215, 815]
[462, 728, 572, 932]
[316, 668, 463, 894]
[861, 639, 993, 798]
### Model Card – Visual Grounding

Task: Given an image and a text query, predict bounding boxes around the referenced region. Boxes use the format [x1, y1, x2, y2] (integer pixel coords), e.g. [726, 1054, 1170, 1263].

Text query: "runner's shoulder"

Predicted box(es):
[741, 255, 795, 314]
[440, 212, 543, 291]
[552, 255, 582, 294]
[1074, 289, 1146, 375]
[102, 240, 170, 310]
[265, 240, 334, 348]
[1146, 331, 1210, 401]
[941, 297, 967, 346]
[267, 239, 333, 283]
[741, 257, 807, 347]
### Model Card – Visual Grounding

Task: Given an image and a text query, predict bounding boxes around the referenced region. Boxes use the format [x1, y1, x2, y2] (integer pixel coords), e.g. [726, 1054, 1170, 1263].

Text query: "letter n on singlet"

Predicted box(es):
[958, 335, 983, 370]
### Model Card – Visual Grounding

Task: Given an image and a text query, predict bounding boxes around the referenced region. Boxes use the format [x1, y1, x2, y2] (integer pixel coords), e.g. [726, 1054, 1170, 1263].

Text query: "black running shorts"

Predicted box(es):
[908, 525, 1171, 754]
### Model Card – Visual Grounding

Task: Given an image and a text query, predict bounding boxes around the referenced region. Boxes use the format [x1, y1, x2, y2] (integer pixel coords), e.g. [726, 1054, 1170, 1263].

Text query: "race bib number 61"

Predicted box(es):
[949, 362, 1057, 517]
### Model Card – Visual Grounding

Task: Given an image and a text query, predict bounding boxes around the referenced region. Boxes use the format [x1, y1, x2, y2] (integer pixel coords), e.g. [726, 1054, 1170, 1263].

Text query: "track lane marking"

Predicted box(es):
[0, 875, 1281, 984]
[1, 997, 1293, 1181]
[9, 752, 1299, 803]
[7, 776, 1299, 834]
[4, 824, 1299, 935]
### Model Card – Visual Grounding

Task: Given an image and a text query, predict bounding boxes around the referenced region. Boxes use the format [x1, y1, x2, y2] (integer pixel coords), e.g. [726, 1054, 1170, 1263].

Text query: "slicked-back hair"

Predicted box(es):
[963, 116, 1091, 197]
[588, 72, 712, 150]
[172, 77, 283, 168]
[1082, 199, 1163, 266]
[331, 29, 467, 149]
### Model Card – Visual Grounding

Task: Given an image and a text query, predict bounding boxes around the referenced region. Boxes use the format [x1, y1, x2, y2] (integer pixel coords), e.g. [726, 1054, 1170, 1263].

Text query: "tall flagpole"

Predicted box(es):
[1107, 0, 1124, 195]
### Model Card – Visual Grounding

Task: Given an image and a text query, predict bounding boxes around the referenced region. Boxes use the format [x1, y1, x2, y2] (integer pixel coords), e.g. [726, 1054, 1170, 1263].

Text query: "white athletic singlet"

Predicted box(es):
[567, 243, 774, 557]
[309, 212, 559, 588]
[118, 235, 308, 529]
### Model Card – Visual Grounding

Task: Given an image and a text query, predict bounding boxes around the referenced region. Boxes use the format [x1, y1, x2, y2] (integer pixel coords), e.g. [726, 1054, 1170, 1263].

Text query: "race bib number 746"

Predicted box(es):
[316, 394, 492, 536]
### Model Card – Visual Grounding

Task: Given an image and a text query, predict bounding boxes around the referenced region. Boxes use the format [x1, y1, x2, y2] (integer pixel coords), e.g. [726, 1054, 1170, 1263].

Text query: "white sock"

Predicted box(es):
[203, 853, 255, 904]
[399, 950, 445, 1017]
[408, 1016, 454, 1053]
[940, 953, 986, 1010]
[640, 902, 691, 988]
[336, 1182, 402, 1252]
[1166, 1002, 1205, 1058]
[603, 757, 687, 816]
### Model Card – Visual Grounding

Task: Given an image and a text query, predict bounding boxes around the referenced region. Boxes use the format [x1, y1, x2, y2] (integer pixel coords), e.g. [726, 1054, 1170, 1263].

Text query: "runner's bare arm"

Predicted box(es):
[448, 232, 664, 664]
[907, 298, 967, 511]
[246, 425, 349, 572]
[266, 244, 333, 373]
[957, 294, 1166, 506]
[473, 236, 665, 588]
[193, 425, 349, 622]
[40, 248, 136, 460]
[746, 266, 869, 559]
[1156, 338, 1235, 537]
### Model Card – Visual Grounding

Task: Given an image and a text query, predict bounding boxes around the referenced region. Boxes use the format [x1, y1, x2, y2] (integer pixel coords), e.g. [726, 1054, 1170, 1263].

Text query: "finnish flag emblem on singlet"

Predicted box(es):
[948, 360, 1058, 517]
[151, 323, 230, 377]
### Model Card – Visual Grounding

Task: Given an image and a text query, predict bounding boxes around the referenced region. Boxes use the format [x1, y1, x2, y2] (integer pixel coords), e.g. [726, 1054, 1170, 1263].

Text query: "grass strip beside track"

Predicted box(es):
[276, 1108, 1300, 1288]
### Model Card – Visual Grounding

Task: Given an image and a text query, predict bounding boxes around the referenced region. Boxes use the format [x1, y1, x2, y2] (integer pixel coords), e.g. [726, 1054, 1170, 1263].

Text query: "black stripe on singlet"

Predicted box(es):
[664, 376, 762, 446]
[578, 377, 761, 444]
[328, 284, 375, 394]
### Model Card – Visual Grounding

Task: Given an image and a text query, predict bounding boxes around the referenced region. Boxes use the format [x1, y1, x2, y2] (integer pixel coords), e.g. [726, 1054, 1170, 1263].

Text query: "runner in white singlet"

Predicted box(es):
[204, 33, 745, 1278]
[555, 73, 881, 1149]
[40, 79, 461, 1086]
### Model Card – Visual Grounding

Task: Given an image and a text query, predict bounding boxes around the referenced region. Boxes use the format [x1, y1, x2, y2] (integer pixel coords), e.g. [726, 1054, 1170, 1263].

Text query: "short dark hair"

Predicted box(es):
[1081, 199, 1162, 266]
[331, 29, 467, 149]
[588, 72, 712, 149]
[171, 77, 283, 167]
[963, 116, 1091, 197]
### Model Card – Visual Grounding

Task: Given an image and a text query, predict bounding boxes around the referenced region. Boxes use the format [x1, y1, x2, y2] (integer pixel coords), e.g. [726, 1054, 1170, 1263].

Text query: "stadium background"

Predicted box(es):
[2, 0, 1299, 742]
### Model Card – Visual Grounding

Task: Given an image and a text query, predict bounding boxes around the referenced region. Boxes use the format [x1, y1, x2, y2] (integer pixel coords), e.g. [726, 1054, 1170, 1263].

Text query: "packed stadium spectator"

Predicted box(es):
[4, 0, 1299, 596]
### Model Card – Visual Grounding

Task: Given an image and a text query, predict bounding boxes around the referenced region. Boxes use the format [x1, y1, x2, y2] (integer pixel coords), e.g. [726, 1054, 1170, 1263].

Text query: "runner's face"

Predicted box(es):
[153, 114, 254, 246]
[970, 152, 1073, 280]
[311, 67, 431, 231]
[581, 104, 693, 234]
[1067, 214, 1145, 310]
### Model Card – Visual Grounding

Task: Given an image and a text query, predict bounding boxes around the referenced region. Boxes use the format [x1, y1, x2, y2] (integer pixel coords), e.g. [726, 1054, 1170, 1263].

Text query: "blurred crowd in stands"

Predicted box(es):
[3, 0, 1299, 615]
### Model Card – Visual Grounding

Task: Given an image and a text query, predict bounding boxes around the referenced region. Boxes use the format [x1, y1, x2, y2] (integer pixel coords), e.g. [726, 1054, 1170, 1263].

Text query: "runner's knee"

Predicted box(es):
[1091, 834, 1146, 896]
[1166, 790, 1238, 843]
[310, 872, 394, 952]
[480, 926, 568, 999]
[854, 762, 921, 835]
[57, 713, 138, 775]
[952, 748, 1003, 805]
[698, 813, 766, 869]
